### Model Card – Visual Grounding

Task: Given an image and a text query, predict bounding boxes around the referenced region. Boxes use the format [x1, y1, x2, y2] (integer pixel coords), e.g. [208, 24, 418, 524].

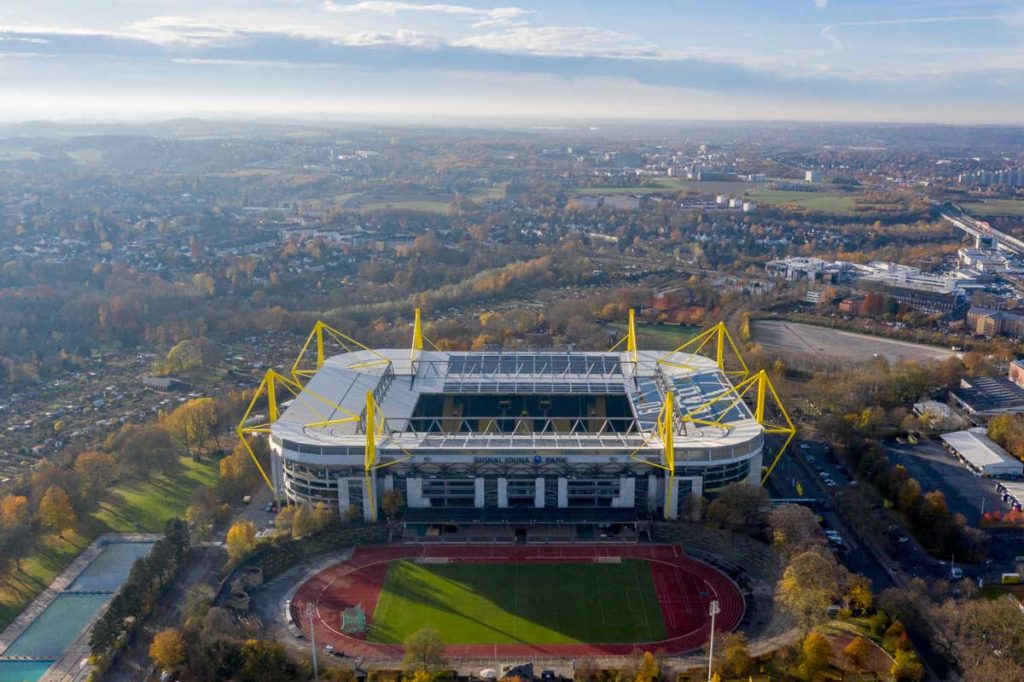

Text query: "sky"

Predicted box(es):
[1, 0, 1023, 124]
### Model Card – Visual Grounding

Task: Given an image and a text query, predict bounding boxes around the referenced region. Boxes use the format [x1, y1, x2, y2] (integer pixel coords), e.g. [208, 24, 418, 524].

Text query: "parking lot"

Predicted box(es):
[887, 440, 1012, 524]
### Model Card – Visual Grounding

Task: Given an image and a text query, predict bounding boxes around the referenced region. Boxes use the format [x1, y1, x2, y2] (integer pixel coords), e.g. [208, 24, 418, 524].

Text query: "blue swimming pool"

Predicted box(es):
[0, 660, 53, 682]
[67, 542, 154, 592]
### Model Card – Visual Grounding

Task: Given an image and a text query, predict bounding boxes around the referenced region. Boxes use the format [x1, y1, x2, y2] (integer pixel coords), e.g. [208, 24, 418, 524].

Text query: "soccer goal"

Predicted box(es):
[340, 604, 367, 635]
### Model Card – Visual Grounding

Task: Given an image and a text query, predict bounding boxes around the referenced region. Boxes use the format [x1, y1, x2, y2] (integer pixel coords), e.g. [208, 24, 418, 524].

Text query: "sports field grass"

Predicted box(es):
[369, 559, 666, 645]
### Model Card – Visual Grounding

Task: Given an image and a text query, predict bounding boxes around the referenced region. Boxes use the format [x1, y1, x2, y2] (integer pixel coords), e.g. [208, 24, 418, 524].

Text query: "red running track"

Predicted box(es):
[289, 545, 744, 660]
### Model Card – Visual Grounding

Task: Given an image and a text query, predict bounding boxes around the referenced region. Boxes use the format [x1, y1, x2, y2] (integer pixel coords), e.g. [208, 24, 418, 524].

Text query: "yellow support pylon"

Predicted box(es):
[610, 308, 639, 362]
[660, 390, 676, 520]
[364, 390, 378, 521]
[411, 308, 424, 361]
[236, 369, 362, 495]
[658, 321, 749, 378]
[291, 320, 390, 383]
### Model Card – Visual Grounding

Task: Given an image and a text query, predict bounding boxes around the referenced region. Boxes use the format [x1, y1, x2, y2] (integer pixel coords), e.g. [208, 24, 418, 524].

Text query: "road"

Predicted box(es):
[769, 439, 952, 680]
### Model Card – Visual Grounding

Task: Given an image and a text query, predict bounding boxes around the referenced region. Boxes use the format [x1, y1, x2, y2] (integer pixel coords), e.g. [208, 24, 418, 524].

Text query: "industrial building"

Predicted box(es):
[238, 313, 794, 525]
[940, 428, 1023, 478]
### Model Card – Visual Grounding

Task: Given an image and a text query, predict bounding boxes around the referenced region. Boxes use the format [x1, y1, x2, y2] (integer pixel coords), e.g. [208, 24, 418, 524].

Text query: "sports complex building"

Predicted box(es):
[239, 311, 794, 527]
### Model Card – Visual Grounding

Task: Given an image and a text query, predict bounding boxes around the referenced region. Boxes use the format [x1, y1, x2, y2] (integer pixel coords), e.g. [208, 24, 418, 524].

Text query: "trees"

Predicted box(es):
[74, 450, 117, 498]
[769, 504, 826, 560]
[0, 524, 33, 572]
[381, 489, 406, 520]
[705, 483, 770, 533]
[715, 632, 752, 678]
[798, 630, 832, 680]
[150, 628, 186, 670]
[38, 484, 76, 537]
[634, 651, 659, 682]
[0, 494, 30, 530]
[843, 636, 872, 669]
[891, 649, 924, 682]
[163, 398, 219, 458]
[226, 520, 257, 562]
[845, 574, 873, 615]
[274, 505, 295, 535]
[290, 504, 316, 539]
[776, 549, 846, 629]
[106, 422, 177, 479]
[401, 627, 447, 673]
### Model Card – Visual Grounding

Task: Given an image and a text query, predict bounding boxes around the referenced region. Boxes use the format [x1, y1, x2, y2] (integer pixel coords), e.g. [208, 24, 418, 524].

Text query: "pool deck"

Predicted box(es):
[0, 533, 160, 682]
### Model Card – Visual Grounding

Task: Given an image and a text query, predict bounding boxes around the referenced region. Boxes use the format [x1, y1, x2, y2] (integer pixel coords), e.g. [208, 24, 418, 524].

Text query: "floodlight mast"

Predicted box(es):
[707, 599, 720, 682]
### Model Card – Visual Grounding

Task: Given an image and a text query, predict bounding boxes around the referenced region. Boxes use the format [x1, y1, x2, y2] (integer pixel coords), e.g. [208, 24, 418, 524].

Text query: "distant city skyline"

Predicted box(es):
[1, 0, 1023, 123]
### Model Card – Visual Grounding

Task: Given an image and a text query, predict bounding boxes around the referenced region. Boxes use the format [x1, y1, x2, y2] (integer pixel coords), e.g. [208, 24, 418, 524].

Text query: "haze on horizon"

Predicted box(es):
[1, 0, 1023, 125]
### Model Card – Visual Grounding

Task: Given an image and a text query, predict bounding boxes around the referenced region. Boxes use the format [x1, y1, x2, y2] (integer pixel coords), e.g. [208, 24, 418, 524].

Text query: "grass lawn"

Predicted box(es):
[745, 188, 856, 214]
[369, 559, 666, 645]
[358, 200, 452, 214]
[607, 323, 701, 350]
[961, 199, 1024, 216]
[92, 456, 219, 532]
[0, 455, 218, 630]
[569, 178, 757, 196]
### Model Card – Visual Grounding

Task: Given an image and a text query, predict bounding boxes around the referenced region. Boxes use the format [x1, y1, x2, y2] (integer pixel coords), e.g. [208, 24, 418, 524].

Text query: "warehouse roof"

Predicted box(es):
[941, 428, 1023, 475]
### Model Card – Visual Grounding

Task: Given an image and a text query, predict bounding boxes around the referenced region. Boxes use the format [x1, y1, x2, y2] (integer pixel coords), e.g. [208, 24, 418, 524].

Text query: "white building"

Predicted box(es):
[805, 170, 822, 183]
[940, 428, 1023, 478]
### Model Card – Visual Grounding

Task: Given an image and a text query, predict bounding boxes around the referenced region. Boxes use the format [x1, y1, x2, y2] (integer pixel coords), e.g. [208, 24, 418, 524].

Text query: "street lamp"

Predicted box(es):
[307, 603, 319, 681]
[707, 600, 720, 682]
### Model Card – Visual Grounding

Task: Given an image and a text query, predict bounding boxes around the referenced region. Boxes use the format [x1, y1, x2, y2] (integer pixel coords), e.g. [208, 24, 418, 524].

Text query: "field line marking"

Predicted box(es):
[632, 559, 653, 642]
[513, 562, 519, 640]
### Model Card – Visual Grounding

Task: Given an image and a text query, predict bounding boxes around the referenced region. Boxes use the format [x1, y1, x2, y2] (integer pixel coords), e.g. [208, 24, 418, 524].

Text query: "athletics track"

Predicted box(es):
[289, 544, 745, 659]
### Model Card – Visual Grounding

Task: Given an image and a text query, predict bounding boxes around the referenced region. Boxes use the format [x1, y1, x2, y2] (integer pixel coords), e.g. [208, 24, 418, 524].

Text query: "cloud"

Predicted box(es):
[453, 26, 659, 58]
[813, 0, 827, 7]
[820, 24, 843, 51]
[324, 1, 530, 25]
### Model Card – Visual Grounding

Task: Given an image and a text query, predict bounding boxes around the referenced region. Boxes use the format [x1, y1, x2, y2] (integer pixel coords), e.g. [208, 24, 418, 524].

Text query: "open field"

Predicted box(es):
[358, 200, 452, 213]
[569, 178, 756, 196]
[370, 559, 665, 645]
[294, 545, 744, 657]
[745, 188, 857, 214]
[751, 320, 958, 363]
[92, 456, 219, 532]
[960, 199, 1024, 217]
[607, 322, 701, 350]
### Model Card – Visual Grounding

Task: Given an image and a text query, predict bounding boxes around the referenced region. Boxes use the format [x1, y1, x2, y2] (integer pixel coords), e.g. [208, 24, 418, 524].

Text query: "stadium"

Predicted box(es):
[237, 311, 793, 658]
[239, 311, 793, 530]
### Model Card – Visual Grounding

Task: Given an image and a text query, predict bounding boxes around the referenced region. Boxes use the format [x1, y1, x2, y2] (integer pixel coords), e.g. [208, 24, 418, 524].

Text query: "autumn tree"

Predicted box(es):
[105, 422, 178, 479]
[150, 627, 186, 670]
[634, 651, 659, 682]
[402, 627, 447, 673]
[799, 630, 833, 680]
[715, 632, 752, 678]
[843, 636, 872, 670]
[163, 397, 219, 458]
[769, 504, 826, 560]
[845, 574, 873, 615]
[274, 505, 295, 535]
[891, 650, 924, 682]
[74, 450, 117, 498]
[705, 483, 770, 533]
[381, 489, 406, 520]
[38, 485, 76, 537]
[226, 520, 257, 562]
[291, 504, 316, 539]
[0, 494, 30, 530]
[777, 549, 846, 629]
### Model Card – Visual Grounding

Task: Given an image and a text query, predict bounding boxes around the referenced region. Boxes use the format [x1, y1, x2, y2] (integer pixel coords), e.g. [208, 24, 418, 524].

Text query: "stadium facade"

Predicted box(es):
[240, 312, 793, 524]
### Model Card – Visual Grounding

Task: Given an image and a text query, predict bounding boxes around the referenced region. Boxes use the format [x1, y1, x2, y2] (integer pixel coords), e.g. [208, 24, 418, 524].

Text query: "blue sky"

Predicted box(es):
[1, 0, 1022, 123]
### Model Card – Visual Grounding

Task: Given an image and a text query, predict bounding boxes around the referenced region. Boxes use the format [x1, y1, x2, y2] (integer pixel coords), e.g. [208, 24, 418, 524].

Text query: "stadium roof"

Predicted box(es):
[272, 348, 761, 452]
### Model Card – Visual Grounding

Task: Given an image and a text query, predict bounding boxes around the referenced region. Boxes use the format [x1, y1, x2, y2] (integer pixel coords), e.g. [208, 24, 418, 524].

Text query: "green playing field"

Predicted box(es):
[368, 559, 666, 645]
